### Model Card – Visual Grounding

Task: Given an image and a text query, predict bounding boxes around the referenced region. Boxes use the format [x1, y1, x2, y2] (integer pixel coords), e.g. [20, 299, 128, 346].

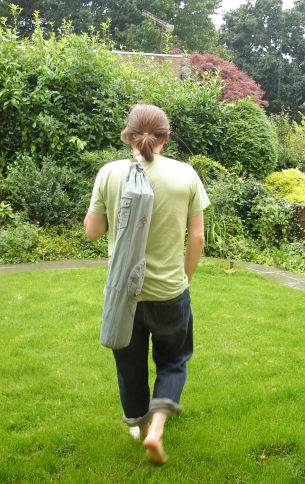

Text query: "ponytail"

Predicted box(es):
[121, 105, 170, 162]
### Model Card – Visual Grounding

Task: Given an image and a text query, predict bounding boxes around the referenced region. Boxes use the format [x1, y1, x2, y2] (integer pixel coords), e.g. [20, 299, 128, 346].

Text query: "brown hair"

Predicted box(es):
[121, 104, 170, 162]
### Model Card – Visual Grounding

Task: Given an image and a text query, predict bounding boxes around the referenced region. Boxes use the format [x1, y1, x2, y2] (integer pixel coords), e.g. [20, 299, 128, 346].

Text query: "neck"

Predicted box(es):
[133, 152, 160, 158]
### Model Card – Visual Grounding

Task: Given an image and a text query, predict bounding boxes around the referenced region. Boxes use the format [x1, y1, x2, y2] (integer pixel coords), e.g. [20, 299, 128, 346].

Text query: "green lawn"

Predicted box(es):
[1, 261, 305, 483]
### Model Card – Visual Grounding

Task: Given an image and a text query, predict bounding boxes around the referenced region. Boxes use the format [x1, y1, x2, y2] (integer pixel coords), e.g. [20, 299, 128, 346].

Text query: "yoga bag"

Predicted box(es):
[100, 160, 154, 349]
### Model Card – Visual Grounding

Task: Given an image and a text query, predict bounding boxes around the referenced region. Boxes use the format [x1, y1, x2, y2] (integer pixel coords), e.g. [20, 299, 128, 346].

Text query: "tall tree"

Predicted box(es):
[219, 0, 305, 119]
[0, 0, 221, 54]
[99, 0, 175, 52]
[0, 0, 42, 36]
[185, 52, 268, 107]
[172, 0, 221, 53]
[96, 0, 221, 53]
[0, 1, 10, 18]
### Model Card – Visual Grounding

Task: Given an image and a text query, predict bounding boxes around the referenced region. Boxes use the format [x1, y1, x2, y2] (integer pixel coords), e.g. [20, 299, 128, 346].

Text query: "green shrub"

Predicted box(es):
[272, 241, 305, 273]
[216, 99, 277, 180]
[0, 201, 15, 226]
[188, 154, 231, 184]
[144, 73, 225, 157]
[205, 173, 267, 222]
[205, 174, 300, 252]
[37, 224, 108, 262]
[76, 146, 134, 178]
[0, 16, 225, 173]
[0, 213, 41, 263]
[0, 219, 108, 264]
[289, 115, 305, 172]
[249, 194, 300, 247]
[4, 156, 92, 226]
[204, 232, 305, 274]
[204, 174, 256, 256]
[264, 168, 305, 205]
[0, 17, 131, 172]
[269, 110, 297, 171]
[94, 146, 133, 166]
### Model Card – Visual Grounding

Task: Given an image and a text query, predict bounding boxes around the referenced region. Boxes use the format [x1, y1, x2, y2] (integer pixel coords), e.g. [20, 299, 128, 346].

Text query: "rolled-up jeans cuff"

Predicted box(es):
[149, 398, 183, 416]
[122, 410, 151, 427]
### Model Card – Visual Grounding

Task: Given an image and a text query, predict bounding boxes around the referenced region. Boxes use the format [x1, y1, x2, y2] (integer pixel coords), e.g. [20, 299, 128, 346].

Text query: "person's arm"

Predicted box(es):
[184, 211, 204, 284]
[84, 211, 108, 241]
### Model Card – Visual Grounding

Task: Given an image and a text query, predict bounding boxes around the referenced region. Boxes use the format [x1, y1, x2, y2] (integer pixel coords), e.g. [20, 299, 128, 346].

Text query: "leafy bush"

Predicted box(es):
[92, 146, 133, 166]
[0, 15, 225, 172]
[4, 156, 92, 226]
[249, 194, 300, 247]
[0, 213, 41, 263]
[271, 241, 305, 273]
[189, 161, 302, 272]
[37, 224, 108, 262]
[0, 218, 108, 264]
[290, 114, 305, 172]
[204, 232, 305, 275]
[204, 174, 300, 255]
[264, 168, 305, 205]
[0, 18, 130, 172]
[269, 110, 305, 173]
[0, 201, 15, 226]
[216, 99, 277, 180]
[142, 72, 225, 158]
[205, 173, 267, 222]
[269, 110, 297, 171]
[188, 154, 231, 184]
[185, 52, 268, 107]
[77, 145, 134, 177]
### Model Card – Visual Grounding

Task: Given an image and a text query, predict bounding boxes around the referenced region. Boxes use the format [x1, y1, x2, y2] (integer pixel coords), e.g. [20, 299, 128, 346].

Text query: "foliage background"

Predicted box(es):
[215, 99, 277, 180]
[1, 0, 304, 119]
[0, 0, 222, 54]
[184, 52, 268, 107]
[0, 12, 226, 174]
[219, 0, 305, 120]
[0, 7, 305, 275]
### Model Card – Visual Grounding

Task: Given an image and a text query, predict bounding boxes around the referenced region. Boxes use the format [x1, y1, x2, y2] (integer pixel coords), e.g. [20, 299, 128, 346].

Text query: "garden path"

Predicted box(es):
[1, 257, 305, 292]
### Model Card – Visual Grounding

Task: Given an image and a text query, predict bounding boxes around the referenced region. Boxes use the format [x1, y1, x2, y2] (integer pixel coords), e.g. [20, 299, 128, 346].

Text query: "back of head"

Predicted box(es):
[121, 105, 170, 162]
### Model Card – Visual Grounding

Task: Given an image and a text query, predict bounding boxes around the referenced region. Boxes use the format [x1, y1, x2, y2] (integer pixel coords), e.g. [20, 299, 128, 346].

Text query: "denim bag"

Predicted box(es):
[100, 160, 154, 349]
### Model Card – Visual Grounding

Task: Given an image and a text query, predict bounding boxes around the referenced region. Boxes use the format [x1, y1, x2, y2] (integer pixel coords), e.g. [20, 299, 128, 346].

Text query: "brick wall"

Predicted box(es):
[111, 51, 182, 79]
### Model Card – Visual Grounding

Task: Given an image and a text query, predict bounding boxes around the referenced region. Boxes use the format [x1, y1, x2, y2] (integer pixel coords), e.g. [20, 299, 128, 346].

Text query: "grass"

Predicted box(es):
[1, 260, 305, 483]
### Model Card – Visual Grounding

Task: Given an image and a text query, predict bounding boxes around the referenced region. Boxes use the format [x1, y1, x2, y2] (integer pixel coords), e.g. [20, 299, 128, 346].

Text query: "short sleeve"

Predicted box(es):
[88, 169, 107, 214]
[188, 171, 211, 218]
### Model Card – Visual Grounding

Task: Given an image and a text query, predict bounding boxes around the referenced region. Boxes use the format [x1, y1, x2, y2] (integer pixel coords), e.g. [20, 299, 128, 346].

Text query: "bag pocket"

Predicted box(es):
[117, 197, 132, 229]
[127, 259, 146, 316]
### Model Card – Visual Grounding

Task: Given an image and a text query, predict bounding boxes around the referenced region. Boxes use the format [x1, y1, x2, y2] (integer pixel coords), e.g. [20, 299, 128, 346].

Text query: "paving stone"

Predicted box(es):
[0, 258, 108, 274]
[204, 257, 305, 292]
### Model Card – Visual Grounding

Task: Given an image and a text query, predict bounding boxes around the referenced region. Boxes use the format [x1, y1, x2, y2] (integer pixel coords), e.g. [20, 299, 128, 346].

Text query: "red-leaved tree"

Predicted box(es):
[184, 52, 268, 107]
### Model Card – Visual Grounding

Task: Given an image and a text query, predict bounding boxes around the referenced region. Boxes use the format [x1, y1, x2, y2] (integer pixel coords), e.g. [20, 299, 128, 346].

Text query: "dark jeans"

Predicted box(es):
[112, 287, 193, 427]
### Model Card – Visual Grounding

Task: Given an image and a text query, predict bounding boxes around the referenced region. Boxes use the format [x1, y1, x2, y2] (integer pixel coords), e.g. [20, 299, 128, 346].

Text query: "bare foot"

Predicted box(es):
[130, 423, 150, 441]
[143, 434, 167, 465]
[130, 427, 141, 441]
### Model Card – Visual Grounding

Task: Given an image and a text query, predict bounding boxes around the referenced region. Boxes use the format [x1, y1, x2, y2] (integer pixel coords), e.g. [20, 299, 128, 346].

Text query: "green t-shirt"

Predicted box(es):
[89, 155, 210, 301]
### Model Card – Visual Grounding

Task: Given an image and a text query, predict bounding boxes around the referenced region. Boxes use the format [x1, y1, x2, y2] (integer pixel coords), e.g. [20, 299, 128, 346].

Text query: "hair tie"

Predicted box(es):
[143, 132, 148, 136]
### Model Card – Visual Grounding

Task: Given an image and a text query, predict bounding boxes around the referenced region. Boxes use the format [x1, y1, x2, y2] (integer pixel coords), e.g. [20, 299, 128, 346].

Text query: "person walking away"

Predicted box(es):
[84, 104, 210, 464]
